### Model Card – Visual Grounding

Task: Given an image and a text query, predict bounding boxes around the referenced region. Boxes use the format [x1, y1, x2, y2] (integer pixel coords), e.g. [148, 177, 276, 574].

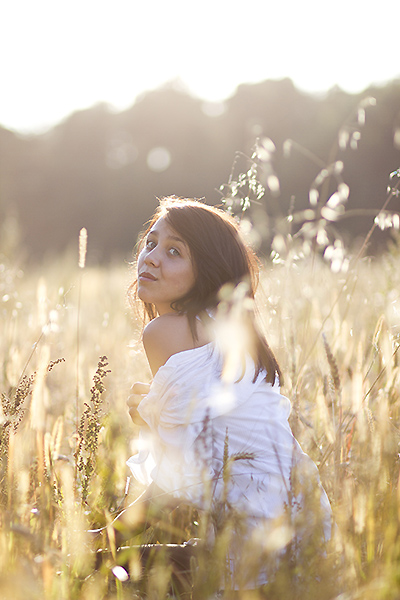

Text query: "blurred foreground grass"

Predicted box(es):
[1, 236, 400, 599]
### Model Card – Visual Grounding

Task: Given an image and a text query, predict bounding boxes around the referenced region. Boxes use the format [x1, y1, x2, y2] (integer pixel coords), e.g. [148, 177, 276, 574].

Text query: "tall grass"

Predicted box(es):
[1, 122, 400, 597]
[1, 234, 399, 598]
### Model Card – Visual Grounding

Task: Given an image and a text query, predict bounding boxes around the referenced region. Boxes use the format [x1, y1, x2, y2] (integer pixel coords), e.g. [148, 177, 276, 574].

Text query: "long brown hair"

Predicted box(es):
[129, 196, 283, 385]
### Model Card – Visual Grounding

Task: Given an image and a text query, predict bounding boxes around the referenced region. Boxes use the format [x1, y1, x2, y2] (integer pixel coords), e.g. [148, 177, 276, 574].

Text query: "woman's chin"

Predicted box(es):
[137, 284, 152, 302]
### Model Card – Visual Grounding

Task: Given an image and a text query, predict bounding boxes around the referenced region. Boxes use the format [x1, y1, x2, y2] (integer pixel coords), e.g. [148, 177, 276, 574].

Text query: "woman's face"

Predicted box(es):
[137, 216, 196, 315]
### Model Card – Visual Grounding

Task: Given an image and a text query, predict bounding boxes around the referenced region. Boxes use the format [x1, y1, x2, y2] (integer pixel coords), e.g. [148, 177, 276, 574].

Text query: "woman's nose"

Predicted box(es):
[144, 247, 159, 267]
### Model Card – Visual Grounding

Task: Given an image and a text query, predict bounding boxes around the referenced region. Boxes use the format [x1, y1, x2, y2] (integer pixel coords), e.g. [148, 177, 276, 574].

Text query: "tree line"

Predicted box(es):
[0, 77, 399, 263]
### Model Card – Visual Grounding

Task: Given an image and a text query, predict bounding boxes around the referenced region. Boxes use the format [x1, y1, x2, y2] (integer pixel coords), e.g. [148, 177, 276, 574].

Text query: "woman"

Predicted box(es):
[124, 196, 331, 591]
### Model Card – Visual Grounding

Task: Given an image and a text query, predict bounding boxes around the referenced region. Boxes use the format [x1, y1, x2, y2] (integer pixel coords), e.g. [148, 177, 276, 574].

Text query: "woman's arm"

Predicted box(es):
[127, 381, 150, 426]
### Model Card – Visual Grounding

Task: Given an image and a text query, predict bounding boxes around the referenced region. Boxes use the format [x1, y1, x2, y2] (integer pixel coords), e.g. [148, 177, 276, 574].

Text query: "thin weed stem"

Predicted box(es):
[75, 272, 82, 484]
[75, 227, 87, 484]
[16, 330, 44, 388]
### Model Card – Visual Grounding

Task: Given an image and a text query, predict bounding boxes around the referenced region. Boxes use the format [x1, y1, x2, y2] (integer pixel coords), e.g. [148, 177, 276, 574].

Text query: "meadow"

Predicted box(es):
[1, 146, 400, 598]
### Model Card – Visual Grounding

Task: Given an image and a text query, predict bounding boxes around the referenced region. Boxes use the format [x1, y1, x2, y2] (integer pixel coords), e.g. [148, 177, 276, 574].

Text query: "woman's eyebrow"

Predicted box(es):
[168, 234, 186, 244]
[147, 229, 186, 245]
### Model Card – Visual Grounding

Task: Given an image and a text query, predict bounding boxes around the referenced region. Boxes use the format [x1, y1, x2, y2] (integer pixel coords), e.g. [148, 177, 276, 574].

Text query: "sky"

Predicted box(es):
[1, 0, 399, 134]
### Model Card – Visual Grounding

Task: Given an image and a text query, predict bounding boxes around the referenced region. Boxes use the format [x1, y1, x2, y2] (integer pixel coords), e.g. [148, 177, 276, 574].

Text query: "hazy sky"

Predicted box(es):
[1, 0, 399, 134]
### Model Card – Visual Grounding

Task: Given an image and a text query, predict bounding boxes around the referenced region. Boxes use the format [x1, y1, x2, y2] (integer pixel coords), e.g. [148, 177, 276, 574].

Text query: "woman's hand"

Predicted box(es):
[127, 382, 150, 426]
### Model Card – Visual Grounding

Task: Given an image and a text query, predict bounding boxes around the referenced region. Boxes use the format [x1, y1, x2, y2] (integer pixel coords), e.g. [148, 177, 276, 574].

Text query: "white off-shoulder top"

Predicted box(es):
[127, 342, 332, 545]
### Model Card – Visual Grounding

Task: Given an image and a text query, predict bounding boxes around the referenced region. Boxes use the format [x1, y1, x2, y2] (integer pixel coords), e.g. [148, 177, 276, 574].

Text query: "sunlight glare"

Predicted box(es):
[0, 0, 399, 132]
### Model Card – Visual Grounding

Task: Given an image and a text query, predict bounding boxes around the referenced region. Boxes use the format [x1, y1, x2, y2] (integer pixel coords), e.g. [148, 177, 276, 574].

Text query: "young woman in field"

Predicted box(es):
[123, 196, 331, 591]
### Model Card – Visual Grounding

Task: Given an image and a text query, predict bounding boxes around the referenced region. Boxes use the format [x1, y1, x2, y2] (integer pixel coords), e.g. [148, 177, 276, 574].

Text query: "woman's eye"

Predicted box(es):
[146, 239, 156, 250]
[169, 247, 180, 257]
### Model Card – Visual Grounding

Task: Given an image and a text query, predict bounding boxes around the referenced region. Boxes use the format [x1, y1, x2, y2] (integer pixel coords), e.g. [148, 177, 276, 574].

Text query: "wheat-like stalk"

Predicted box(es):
[74, 356, 110, 503]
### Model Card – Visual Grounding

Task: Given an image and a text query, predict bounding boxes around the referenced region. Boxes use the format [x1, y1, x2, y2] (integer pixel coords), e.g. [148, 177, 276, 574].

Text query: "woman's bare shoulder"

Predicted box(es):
[142, 313, 206, 376]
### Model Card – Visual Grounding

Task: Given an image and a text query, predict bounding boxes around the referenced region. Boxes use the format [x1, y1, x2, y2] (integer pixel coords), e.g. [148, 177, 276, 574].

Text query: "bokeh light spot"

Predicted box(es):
[147, 147, 171, 172]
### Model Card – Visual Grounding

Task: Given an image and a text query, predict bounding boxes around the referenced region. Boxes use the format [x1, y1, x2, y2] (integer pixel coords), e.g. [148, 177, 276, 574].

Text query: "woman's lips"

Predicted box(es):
[139, 272, 157, 281]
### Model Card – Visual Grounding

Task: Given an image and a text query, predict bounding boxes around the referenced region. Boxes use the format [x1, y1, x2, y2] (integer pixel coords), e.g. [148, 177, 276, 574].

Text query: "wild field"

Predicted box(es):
[1, 220, 400, 599]
[1, 137, 400, 598]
